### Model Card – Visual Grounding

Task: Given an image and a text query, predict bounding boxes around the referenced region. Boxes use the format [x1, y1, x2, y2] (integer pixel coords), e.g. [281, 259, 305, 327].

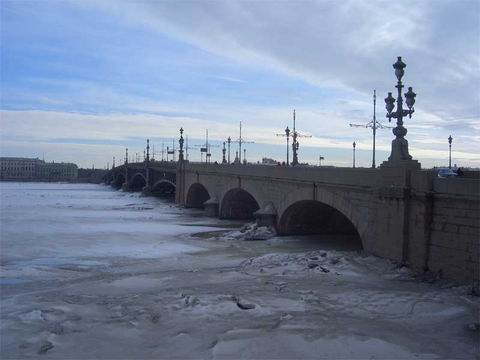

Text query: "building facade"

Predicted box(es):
[0, 157, 42, 180]
[0, 157, 78, 181]
[37, 162, 78, 181]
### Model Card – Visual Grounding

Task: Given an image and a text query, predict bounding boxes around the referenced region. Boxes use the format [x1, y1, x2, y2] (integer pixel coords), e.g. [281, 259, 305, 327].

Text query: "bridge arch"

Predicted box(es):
[220, 188, 260, 220]
[129, 173, 146, 191]
[152, 180, 176, 197]
[112, 173, 125, 189]
[277, 186, 365, 247]
[186, 183, 210, 208]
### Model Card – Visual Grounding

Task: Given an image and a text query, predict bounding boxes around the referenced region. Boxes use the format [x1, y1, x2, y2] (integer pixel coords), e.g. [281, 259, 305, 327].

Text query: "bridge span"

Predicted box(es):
[107, 160, 479, 286]
[107, 161, 177, 196]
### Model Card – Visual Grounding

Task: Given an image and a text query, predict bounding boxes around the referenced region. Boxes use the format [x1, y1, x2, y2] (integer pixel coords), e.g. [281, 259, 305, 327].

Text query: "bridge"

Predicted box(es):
[106, 161, 177, 196]
[106, 159, 479, 286]
[105, 57, 478, 287]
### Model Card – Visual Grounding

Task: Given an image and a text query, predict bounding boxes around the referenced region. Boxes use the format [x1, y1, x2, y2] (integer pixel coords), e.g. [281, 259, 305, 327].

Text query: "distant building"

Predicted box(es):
[37, 162, 78, 181]
[0, 157, 78, 181]
[0, 157, 42, 180]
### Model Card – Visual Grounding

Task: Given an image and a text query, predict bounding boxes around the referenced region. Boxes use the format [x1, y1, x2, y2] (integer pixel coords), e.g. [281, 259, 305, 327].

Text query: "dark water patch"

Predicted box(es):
[180, 222, 243, 229]
[0, 278, 31, 286]
[190, 230, 231, 239]
[268, 234, 363, 252]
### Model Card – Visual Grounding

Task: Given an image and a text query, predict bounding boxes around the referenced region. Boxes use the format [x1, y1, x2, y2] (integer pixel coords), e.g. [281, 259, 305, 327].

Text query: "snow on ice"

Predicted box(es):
[0, 183, 478, 359]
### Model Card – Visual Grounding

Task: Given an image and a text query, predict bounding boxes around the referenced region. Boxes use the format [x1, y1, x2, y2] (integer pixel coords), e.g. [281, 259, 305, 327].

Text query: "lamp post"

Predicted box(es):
[146, 139, 150, 163]
[222, 142, 227, 164]
[179, 128, 184, 162]
[448, 135, 453, 169]
[124, 148, 128, 189]
[284, 126, 290, 166]
[143, 139, 151, 192]
[276, 125, 291, 166]
[352, 141, 356, 168]
[384, 56, 417, 163]
[227, 137, 231, 164]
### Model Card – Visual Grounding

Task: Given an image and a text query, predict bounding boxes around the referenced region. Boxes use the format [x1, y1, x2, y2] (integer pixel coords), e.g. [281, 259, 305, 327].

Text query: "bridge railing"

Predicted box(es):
[111, 161, 178, 171]
[184, 162, 380, 188]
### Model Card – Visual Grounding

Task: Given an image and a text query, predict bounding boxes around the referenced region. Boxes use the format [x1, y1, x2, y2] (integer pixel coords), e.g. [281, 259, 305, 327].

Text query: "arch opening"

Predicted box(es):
[152, 180, 176, 198]
[278, 200, 362, 250]
[130, 173, 146, 192]
[186, 183, 210, 209]
[112, 173, 125, 189]
[220, 188, 260, 220]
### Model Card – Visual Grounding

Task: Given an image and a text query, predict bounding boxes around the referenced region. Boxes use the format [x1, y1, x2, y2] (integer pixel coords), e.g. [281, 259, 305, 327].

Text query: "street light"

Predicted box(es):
[179, 128, 184, 162]
[384, 56, 417, 163]
[448, 135, 453, 169]
[222, 142, 227, 164]
[352, 141, 356, 168]
[146, 139, 150, 163]
[285, 126, 290, 165]
[227, 137, 231, 164]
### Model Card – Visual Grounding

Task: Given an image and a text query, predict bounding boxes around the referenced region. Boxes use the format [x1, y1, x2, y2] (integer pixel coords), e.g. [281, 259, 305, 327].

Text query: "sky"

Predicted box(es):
[1, 0, 479, 169]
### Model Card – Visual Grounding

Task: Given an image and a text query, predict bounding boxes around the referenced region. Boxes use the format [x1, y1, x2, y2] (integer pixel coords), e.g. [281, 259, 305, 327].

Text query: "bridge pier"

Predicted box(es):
[175, 160, 186, 205]
[254, 203, 277, 227]
[142, 185, 152, 196]
[204, 197, 219, 217]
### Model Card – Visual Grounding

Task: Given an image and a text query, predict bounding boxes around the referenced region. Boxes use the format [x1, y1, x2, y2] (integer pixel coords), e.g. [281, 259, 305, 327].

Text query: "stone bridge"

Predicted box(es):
[106, 161, 177, 196]
[107, 160, 479, 286]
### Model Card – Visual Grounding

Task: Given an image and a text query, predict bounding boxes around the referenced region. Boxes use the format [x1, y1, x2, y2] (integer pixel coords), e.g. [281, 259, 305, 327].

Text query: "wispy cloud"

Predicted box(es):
[1, 0, 478, 168]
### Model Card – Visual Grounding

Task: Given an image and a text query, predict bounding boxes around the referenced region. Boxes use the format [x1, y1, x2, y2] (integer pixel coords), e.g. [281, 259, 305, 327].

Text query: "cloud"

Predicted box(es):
[92, 0, 479, 118]
[1, 0, 479, 169]
[1, 109, 478, 169]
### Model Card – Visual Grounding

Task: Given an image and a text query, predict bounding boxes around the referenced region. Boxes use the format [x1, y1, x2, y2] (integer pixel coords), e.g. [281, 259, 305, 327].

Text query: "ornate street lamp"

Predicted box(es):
[146, 139, 150, 163]
[222, 142, 227, 164]
[227, 137, 231, 164]
[448, 135, 453, 169]
[276, 126, 291, 165]
[352, 141, 356, 168]
[144, 139, 151, 188]
[179, 128, 184, 161]
[124, 147, 128, 188]
[384, 56, 417, 163]
[284, 126, 290, 166]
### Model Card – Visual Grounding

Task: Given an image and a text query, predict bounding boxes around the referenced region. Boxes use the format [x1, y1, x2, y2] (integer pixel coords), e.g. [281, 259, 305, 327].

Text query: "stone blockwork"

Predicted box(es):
[176, 163, 479, 286]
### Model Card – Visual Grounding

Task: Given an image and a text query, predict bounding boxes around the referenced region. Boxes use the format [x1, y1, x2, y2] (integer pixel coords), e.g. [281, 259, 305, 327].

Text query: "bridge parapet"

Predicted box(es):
[183, 163, 381, 189]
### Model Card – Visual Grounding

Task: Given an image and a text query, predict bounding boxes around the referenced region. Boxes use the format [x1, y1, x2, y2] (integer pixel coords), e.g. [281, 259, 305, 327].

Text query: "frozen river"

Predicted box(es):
[0, 182, 478, 359]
